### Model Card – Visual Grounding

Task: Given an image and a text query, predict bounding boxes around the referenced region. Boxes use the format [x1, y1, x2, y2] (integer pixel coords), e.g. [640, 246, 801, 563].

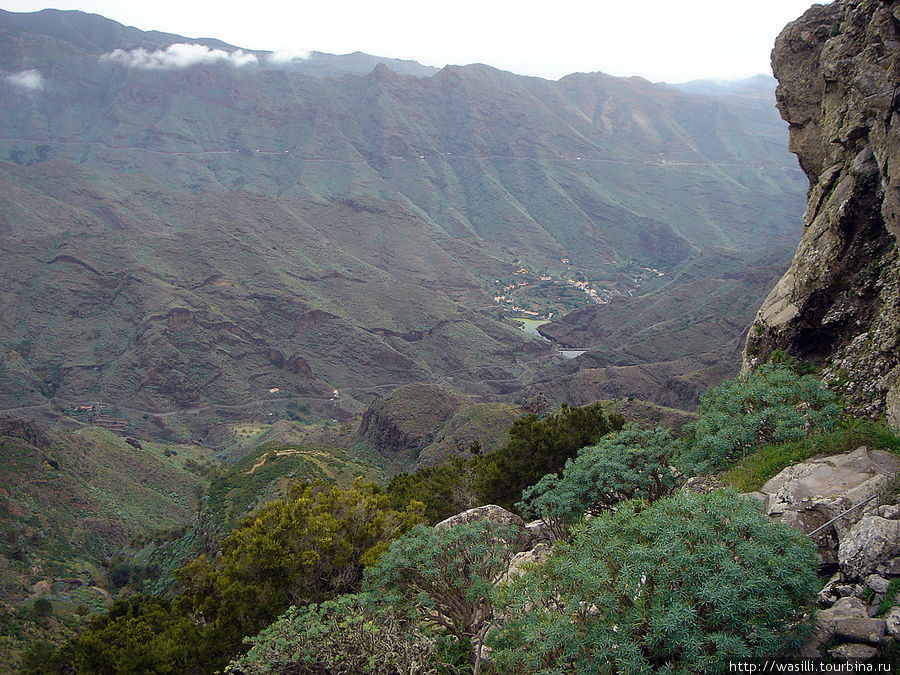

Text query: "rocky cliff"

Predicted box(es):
[745, 0, 900, 425]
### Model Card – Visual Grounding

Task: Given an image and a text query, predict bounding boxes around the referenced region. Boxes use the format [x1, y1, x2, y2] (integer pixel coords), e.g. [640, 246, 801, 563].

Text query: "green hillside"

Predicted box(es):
[0, 9, 805, 418]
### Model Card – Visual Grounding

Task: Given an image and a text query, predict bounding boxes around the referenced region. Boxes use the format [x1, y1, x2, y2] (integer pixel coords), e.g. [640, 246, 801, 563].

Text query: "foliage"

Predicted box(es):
[172, 479, 423, 670]
[489, 490, 819, 673]
[518, 424, 681, 539]
[51, 479, 423, 674]
[386, 456, 478, 524]
[475, 403, 624, 510]
[678, 364, 840, 474]
[723, 419, 900, 491]
[365, 519, 520, 668]
[226, 593, 438, 675]
[878, 578, 900, 616]
[55, 595, 201, 675]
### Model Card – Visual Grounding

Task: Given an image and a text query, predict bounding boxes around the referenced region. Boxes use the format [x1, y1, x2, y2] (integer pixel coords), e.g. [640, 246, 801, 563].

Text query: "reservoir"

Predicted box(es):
[516, 318, 586, 359]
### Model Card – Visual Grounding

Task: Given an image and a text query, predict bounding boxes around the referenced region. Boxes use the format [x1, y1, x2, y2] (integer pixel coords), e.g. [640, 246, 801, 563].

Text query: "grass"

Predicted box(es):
[722, 419, 900, 492]
[878, 578, 900, 616]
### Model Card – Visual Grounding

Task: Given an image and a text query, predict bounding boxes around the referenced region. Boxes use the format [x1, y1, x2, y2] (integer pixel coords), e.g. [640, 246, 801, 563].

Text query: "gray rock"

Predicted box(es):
[833, 618, 886, 645]
[504, 542, 552, 583]
[882, 556, 900, 576]
[885, 607, 900, 640]
[524, 519, 553, 544]
[435, 504, 531, 551]
[835, 585, 857, 598]
[818, 572, 843, 606]
[435, 504, 525, 530]
[866, 574, 892, 595]
[759, 448, 900, 570]
[878, 504, 900, 520]
[840, 516, 900, 578]
[828, 643, 879, 661]
[817, 597, 868, 636]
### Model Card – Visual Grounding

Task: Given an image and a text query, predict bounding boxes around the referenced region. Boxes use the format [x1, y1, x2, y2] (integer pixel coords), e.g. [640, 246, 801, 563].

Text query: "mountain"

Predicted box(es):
[0, 9, 806, 421]
[744, 0, 900, 426]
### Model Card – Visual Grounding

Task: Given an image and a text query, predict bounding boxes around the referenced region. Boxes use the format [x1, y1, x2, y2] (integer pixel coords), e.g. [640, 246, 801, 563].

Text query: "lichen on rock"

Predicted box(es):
[744, 0, 900, 424]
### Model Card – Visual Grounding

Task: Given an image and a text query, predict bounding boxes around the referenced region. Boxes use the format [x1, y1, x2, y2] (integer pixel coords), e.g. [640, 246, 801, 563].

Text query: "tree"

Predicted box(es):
[476, 403, 624, 510]
[489, 490, 819, 673]
[226, 593, 438, 675]
[365, 519, 520, 673]
[173, 479, 423, 670]
[53, 479, 424, 674]
[518, 424, 681, 539]
[678, 364, 840, 474]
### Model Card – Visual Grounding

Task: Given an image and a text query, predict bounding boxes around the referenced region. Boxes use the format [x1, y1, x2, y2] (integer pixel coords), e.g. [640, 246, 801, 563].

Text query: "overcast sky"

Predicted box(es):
[3, 0, 824, 82]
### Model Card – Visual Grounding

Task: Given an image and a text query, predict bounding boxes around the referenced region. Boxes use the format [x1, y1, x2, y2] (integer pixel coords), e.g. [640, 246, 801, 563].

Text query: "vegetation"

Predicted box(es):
[226, 594, 438, 675]
[678, 363, 840, 474]
[489, 491, 820, 673]
[475, 403, 625, 510]
[723, 418, 900, 491]
[42, 480, 423, 674]
[386, 403, 624, 521]
[518, 424, 680, 539]
[365, 520, 521, 672]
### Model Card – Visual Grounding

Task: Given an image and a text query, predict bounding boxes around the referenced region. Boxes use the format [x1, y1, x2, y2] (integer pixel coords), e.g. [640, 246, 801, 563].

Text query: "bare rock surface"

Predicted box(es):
[839, 515, 900, 578]
[744, 0, 900, 425]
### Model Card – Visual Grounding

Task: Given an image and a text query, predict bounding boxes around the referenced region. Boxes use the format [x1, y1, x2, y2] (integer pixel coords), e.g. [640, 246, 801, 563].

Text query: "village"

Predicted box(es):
[492, 258, 665, 321]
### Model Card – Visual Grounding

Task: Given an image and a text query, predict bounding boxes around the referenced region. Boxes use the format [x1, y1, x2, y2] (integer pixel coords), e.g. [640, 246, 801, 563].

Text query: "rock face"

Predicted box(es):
[744, 0, 900, 425]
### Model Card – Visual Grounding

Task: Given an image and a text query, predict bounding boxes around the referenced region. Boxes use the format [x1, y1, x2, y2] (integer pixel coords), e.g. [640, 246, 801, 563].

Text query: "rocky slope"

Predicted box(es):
[0, 9, 806, 416]
[744, 0, 900, 425]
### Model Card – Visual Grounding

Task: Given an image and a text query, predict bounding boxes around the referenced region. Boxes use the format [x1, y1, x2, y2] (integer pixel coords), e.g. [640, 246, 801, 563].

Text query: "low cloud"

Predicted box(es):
[6, 69, 44, 90]
[266, 49, 311, 65]
[101, 43, 258, 69]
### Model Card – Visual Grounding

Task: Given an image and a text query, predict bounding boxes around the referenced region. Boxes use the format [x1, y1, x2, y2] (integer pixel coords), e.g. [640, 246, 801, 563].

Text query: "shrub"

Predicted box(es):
[226, 593, 437, 675]
[173, 479, 423, 670]
[476, 403, 624, 510]
[678, 364, 840, 474]
[365, 519, 520, 671]
[489, 490, 819, 673]
[517, 424, 681, 539]
[32, 598, 53, 618]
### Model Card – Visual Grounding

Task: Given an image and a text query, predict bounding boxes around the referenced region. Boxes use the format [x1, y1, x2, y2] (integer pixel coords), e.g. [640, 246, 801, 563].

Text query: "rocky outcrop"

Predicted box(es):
[759, 446, 900, 563]
[757, 446, 900, 661]
[744, 0, 900, 425]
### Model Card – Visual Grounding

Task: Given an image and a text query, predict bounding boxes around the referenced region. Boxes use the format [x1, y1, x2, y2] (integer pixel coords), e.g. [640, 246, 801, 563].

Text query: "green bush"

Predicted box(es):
[52, 479, 423, 674]
[518, 424, 681, 539]
[489, 490, 819, 673]
[475, 403, 624, 510]
[723, 419, 900, 491]
[678, 364, 840, 474]
[365, 519, 520, 669]
[226, 593, 437, 675]
[386, 456, 477, 524]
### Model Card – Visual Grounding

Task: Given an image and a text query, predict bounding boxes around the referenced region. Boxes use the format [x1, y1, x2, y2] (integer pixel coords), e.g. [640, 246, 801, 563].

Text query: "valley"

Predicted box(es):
[0, 5, 859, 672]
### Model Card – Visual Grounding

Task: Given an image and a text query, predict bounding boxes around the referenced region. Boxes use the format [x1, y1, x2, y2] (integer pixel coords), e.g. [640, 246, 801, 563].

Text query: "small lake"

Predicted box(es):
[516, 318, 586, 358]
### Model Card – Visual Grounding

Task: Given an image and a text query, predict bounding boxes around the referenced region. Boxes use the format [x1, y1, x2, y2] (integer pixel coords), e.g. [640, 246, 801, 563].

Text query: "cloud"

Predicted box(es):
[266, 49, 311, 65]
[6, 69, 44, 91]
[101, 43, 258, 69]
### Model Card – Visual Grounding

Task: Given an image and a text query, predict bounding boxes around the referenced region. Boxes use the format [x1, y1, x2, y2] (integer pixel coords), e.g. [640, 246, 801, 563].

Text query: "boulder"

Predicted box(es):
[524, 519, 553, 544]
[435, 505, 525, 530]
[504, 542, 552, 583]
[865, 574, 891, 595]
[885, 607, 900, 640]
[879, 556, 900, 576]
[817, 597, 868, 633]
[828, 643, 879, 661]
[839, 516, 900, 578]
[761, 447, 900, 536]
[435, 505, 531, 551]
[832, 618, 886, 645]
